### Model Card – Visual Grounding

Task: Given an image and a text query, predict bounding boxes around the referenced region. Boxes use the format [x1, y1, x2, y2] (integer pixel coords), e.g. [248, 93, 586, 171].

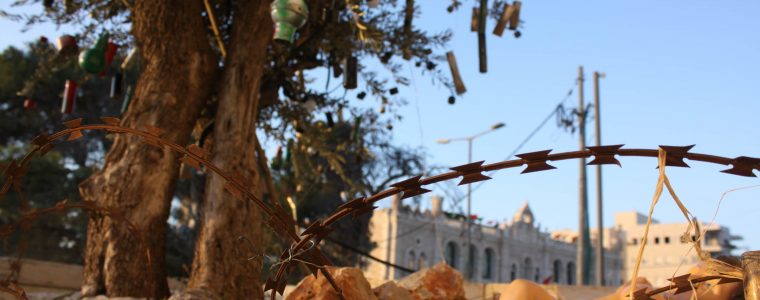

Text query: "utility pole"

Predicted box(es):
[576, 66, 591, 286]
[593, 71, 604, 286]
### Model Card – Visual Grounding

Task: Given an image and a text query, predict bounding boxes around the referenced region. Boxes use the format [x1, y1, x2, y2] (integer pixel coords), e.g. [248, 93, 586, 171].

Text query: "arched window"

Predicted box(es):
[552, 260, 562, 283]
[523, 257, 532, 280]
[483, 248, 494, 279]
[467, 244, 478, 279]
[445, 241, 459, 269]
[510, 264, 517, 281]
[418, 252, 428, 270]
[407, 250, 416, 271]
[566, 262, 576, 285]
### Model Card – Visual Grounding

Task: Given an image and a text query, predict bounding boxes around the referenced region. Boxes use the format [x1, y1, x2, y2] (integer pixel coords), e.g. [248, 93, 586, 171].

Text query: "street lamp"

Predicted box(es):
[436, 122, 505, 280]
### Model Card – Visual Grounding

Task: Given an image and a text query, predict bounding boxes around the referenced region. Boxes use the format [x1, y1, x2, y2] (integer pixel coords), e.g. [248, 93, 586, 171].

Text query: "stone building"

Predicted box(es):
[363, 195, 740, 287]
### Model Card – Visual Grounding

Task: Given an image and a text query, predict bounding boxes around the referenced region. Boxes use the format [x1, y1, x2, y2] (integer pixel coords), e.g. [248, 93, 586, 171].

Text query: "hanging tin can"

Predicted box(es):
[61, 80, 77, 114]
[23, 99, 36, 109]
[271, 0, 309, 43]
[79, 33, 110, 74]
[110, 73, 123, 98]
[100, 41, 119, 76]
[56, 34, 78, 55]
[343, 56, 357, 89]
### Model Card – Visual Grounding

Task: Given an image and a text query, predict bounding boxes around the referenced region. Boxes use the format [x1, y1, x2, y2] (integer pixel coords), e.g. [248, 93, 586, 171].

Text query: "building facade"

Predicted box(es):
[363, 195, 740, 287]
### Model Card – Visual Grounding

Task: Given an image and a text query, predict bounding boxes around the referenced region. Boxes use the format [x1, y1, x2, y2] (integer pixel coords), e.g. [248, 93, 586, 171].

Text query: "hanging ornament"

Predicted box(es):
[79, 32, 110, 74]
[470, 7, 479, 32]
[514, 31, 522, 38]
[389, 87, 399, 95]
[271, 146, 283, 170]
[477, 0, 487, 73]
[352, 116, 362, 141]
[357, 91, 367, 100]
[110, 73, 123, 98]
[386, 123, 393, 131]
[121, 85, 133, 114]
[121, 48, 138, 70]
[56, 34, 78, 55]
[508, 1, 522, 31]
[303, 98, 317, 113]
[446, 51, 467, 95]
[99, 41, 119, 76]
[61, 80, 77, 114]
[448, 96, 456, 105]
[325, 112, 334, 127]
[271, 0, 309, 43]
[343, 56, 358, 89]
[23, 99, 36, 110]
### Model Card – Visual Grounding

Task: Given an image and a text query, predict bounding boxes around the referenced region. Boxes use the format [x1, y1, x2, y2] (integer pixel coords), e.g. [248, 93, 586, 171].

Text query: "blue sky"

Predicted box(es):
[2, 1, 759, 250]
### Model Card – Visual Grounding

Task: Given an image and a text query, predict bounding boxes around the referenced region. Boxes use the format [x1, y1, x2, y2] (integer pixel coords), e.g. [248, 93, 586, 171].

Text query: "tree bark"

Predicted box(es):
[78, 0, 217, 297]
[185, 1, 274, 299]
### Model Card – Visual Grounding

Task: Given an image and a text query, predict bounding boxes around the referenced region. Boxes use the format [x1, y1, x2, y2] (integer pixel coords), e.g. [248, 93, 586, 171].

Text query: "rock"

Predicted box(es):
[285, 266, 377, 300]
[397, 262, 466, 300]
[373, 281, 413, 300]
[496, 279, 554, 300]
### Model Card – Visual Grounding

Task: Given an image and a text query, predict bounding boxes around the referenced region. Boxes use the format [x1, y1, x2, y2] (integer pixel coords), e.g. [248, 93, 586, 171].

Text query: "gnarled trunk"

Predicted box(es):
[78, 0, 217, 297]
[185, 1, 274, 298]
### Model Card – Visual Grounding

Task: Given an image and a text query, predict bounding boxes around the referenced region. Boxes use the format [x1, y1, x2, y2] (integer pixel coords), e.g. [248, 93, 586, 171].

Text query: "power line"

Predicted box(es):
[455, 86, 576, 200]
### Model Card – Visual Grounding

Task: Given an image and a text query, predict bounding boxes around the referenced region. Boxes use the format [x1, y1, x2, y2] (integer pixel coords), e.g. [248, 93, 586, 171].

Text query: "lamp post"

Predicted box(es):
[437, 122, 505, 280]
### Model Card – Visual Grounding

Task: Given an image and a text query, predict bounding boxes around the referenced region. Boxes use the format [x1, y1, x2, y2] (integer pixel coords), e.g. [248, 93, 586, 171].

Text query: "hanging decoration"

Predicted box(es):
[477, 0, 488, 73]
[389, 87, 399, 95]
[446, 51, 466, 95]
[325, 112, 334, 127]
[110, 73, 123, 98]
[55, 34, 78, 55]
[271, 0, 309, 43]
[23, 99, 36, 110]
[494, 2, 522, 37]
[99, 41, 119, 76]
[271, 146, 284, 170]
[448, 96, 456, 105]
[79, 32, 110, 74]
[357, 91, 366, 100]
[121, 48, 138, 70]
[61, 80, 77, 114]
[121, 85, 133, 114]
[343, 56, 358, 89]
[402, 0, 414, 60]
[470, 7, 479, 32]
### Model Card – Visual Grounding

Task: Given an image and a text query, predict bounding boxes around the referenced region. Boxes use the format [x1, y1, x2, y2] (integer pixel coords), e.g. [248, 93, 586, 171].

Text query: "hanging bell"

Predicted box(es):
[61, 80, 77, 114]
[56, 34, 78, 55]
[271, 0, 309, 43]
[23, 99, 36, 110]
[110, 73, 123, 98]
[79, 32, 110, 74]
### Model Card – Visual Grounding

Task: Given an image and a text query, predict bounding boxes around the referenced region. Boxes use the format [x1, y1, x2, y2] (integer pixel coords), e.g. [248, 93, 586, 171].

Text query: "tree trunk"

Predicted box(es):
[185, 1, 274, 299]
[78, 0, 217, 297]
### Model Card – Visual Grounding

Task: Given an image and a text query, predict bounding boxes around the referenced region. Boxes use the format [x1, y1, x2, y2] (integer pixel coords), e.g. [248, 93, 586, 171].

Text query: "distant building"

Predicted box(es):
[363, 195, 740, 287]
